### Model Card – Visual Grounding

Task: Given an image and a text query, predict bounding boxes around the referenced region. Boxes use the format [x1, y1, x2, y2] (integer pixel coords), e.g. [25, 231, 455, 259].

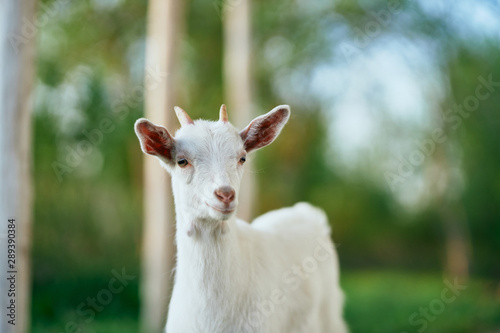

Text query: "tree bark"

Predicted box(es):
[0, 1, 37, 332]
[223, 0, 255, 221]
[141, 1, 186, 332]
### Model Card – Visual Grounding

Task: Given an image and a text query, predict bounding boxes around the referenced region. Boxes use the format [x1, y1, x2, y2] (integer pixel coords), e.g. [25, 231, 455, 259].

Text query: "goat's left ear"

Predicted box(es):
[134, 118, 176, 165]
[240, 105, 290, 153]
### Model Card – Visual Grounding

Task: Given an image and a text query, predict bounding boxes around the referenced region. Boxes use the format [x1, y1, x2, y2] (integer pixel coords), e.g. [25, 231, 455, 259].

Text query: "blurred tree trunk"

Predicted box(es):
[141, 0, 185, 332]
[429, 146, 470, 280]
[223, 0, 255, 221]
[440, 202, 470, 279]
[0, 1, 37, 333]
[427, 105, 471, 281]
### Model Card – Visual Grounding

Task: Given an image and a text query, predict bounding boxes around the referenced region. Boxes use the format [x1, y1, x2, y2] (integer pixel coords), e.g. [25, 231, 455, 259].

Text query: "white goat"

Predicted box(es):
[134, 105, 348, 333]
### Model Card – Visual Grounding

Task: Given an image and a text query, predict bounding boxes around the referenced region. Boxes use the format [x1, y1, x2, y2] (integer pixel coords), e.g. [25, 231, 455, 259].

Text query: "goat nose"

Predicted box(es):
[214, 186, 235, 203]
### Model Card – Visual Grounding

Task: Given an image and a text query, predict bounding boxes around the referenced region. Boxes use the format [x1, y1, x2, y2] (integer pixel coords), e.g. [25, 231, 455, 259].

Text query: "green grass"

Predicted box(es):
[31, 270, 500, 333]
[33, 318, 138, 333]
[342, 271, 500, 333]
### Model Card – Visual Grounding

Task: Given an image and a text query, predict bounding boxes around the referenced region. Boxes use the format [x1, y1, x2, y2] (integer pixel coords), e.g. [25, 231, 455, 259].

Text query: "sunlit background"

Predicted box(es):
[31, 0, 499, 332]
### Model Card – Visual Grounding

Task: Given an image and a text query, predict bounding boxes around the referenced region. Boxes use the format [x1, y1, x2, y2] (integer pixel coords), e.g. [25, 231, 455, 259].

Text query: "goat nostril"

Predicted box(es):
[215, 192, 224, 201]
[215, 186, 235, 203]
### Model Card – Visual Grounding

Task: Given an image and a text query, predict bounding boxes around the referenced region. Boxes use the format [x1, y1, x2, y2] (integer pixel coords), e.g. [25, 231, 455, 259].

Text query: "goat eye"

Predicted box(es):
[239, 156, 246, 164]
[177, 158, 189, 167]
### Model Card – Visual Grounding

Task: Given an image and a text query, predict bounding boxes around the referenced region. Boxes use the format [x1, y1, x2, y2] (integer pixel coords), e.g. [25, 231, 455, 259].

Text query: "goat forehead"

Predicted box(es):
[175, 121, 243, 158]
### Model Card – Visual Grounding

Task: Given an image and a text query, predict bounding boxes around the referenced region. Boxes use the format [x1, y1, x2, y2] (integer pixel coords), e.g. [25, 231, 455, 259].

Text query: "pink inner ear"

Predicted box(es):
[137, 122, 174, 160]
[242, 110, 285, 152]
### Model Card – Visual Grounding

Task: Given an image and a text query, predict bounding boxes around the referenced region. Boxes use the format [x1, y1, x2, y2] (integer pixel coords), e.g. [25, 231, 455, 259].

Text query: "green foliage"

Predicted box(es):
[32, 272, 139, 333]
[444, 47, 500, 278]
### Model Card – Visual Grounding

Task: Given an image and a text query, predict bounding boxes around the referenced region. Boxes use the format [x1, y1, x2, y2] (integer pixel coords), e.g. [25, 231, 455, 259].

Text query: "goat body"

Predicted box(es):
[134, 105, 348, 333]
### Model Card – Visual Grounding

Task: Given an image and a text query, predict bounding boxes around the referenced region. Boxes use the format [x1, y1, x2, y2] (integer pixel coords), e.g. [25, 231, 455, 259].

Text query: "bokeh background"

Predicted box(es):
[29, 0, 499, 332]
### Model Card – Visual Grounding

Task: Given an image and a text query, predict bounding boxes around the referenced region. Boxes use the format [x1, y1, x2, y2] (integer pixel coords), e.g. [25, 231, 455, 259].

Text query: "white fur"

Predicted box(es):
[135, 106, 348, 333]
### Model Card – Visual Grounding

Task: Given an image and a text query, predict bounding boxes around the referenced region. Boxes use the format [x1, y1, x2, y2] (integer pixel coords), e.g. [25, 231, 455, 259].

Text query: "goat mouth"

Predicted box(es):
[205, 202, 235, 214]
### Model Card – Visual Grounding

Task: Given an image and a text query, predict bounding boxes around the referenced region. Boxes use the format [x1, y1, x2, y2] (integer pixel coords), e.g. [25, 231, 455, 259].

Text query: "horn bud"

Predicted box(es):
[174, 106, 194, 126]
[219, 104, 228, 123]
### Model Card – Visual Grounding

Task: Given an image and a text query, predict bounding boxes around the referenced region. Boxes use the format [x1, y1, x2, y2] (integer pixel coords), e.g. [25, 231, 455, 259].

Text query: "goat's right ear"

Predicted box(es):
[134, 118, 175, 164]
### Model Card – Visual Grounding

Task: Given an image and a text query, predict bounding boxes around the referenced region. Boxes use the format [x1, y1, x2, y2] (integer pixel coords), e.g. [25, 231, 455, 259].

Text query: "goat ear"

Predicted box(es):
[134, 118, 175, 163]
[240, 105, 290, 153]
